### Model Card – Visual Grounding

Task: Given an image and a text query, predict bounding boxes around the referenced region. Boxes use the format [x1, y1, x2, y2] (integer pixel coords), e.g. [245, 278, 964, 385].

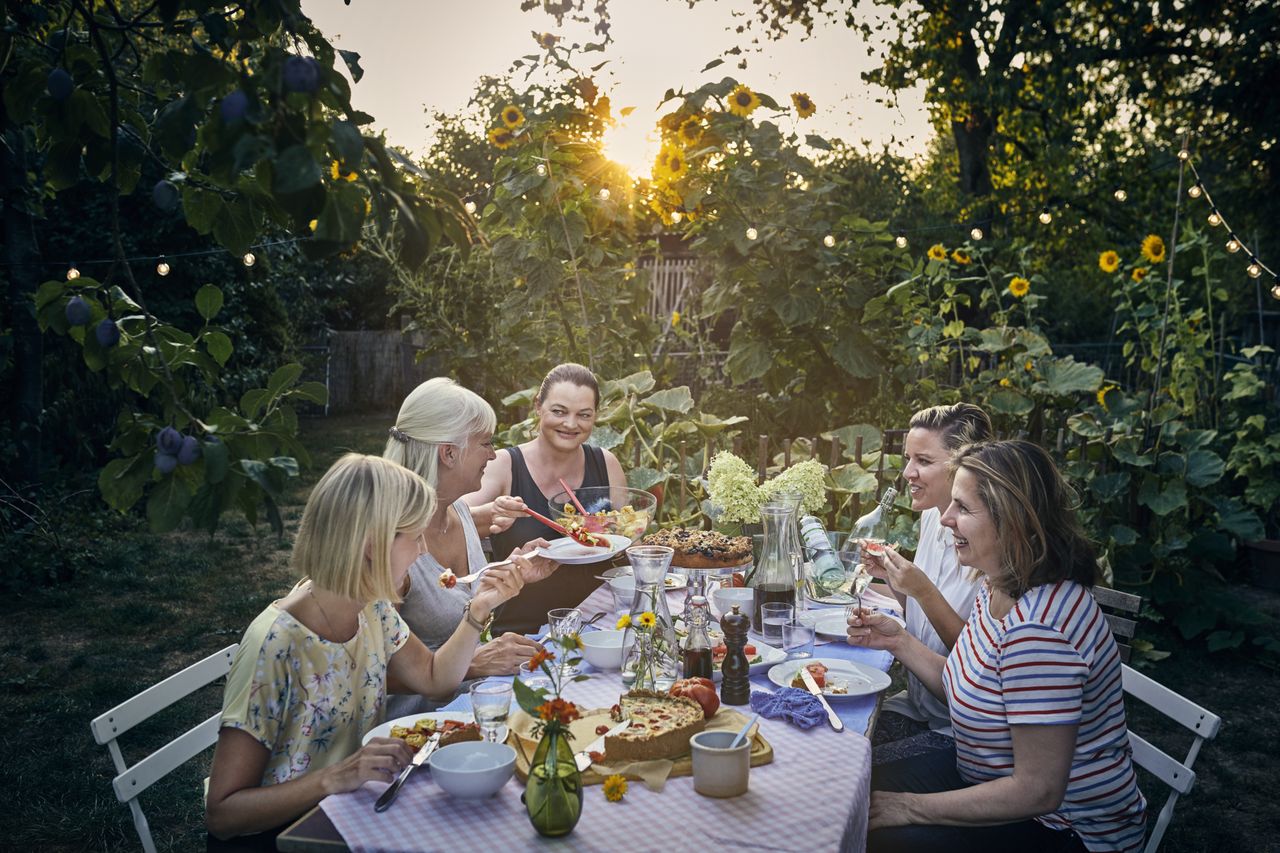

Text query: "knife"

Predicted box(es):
[375, 732, 440, 812]
[800, 666, 844, 732]
[574, 720, 632, 771]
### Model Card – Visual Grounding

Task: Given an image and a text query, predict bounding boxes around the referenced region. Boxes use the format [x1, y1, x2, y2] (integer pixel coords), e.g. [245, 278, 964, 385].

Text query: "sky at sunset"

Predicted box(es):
[302, 0, 932, 176]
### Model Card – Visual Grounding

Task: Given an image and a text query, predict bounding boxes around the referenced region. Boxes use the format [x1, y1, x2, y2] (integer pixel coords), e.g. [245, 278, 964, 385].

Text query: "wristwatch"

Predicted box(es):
[463, 601, 494, 635]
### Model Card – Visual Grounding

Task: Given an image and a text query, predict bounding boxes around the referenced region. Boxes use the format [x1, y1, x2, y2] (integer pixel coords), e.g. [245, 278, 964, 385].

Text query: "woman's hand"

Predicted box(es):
[470, 561, 524, 615]
[468, 632, 545, 676]
[846, 607, 904, 651]
[321, 737, 415, 795]
[487, 495, 528, 535]
[868, 791, 919, 830]
[863, 543, 931, 600]
[511, 539, 559, 584]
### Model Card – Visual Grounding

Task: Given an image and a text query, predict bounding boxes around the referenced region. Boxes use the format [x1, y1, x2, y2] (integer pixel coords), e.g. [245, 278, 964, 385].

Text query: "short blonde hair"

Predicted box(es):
[292, 453, 435, 603]
[384, 377, 497, 487]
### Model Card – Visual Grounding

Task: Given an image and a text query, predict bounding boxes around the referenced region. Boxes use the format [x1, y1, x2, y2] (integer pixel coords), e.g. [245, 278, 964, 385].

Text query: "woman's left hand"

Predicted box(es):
[511, 539, 559, 584]
[868, 791, 918, 830]
[470, 562, 524, 614]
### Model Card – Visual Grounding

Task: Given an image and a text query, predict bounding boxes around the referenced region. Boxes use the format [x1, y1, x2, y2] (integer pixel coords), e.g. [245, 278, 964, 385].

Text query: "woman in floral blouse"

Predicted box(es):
[205, 454, 526, 844]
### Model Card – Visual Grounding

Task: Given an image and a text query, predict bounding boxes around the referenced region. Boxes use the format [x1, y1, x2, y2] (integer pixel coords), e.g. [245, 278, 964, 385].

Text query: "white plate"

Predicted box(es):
[540, 533, 632, 565]
[662, 573, 688, 590]
[767, 657, 891, 699]
[812, 609, 852, 639]
[363, 711, 479, 746]
[709, 640, 787, 682]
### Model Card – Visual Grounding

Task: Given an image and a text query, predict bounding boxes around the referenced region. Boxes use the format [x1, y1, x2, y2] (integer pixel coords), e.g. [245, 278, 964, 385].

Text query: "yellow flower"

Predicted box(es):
[677, 116, 704, 147]
[1009, 276, 1031, 298]
[487, 126, 516, 149]
[727, 84, 760, 117]
[1097, 384, 1117, 410]
[615, 613, 631, 630]
[1024, 360, 1034, 372]
[603, 773, 628, 802]
[999, 377, 1012, 387]
[308, 219, 317, 232]
[791, 92, 816, 118]
[1099, 250, 1120, 273]
[501, 104, 525, 129]
[664, 149, 687, 180]
[637, 611, 656, 629]
[927, 244, 947, 262]
[671, 310, 681, 327]
[329, 160, 356, 182]
[364, 197, 372, 215]
[951, 249, 972, 265]
[1132, 267, 1149, 283]
[1141, 234, 1166, 264]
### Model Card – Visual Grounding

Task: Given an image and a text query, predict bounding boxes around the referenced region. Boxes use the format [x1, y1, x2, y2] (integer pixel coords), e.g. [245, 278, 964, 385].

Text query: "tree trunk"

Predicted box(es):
[951, 109, 995, 198]
[2, 107, 43, 491]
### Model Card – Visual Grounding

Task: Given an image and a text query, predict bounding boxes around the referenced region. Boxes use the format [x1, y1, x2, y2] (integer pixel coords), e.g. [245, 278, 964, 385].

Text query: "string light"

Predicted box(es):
[242, 252, 256, 267]
[1038, 210, 1053, 224]
[970, 227, 984, 241]
[745, 226, 758, 241]
[1226, 237, 1241, 254]
[535, 163, 547, 177]
[1177, 149, 1190, 161]
[1272, 281, 1280, 300]
[1182, 155, 1274, 297]
[823, 234, 835, 248]
[1188, 184, 1202, 199]
[598, 188, 610, 201]
[66, 263, 80, 281]
[1247, 262, 1262, 278]
[156, 257, 171, 276]
[1207, 211, 1222, 227]
[1113, 189, 1128, 202]
[464, 200, 477, 215]
[895, 236, 908, 248]
[670, 211, 682, 224]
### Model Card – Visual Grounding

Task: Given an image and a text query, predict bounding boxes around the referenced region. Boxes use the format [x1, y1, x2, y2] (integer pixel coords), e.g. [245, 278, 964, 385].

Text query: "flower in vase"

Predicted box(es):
[565, 632, 584, 650]
[529, 647, 556, 671]
[637, 611, 657, 629]
[535, 698, 582, 726]
[603, 774, 628, 802]
[615, 613, 632, 629]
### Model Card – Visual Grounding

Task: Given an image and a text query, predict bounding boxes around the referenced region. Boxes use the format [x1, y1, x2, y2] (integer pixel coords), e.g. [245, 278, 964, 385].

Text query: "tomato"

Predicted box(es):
[669, 677, 720, 719]
[743, 644, 756, 655]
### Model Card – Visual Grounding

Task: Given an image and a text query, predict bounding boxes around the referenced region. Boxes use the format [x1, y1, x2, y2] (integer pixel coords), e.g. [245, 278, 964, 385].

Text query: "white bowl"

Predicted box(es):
[580, 629, 628, 670]
[713, 586, 755, 617]
[427, 741, 516, 799]
[607, 575, 636, 600]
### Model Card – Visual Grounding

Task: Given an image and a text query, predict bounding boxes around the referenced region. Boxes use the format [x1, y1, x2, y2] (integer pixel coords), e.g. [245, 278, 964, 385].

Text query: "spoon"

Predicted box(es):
[729, 713, 760, 748]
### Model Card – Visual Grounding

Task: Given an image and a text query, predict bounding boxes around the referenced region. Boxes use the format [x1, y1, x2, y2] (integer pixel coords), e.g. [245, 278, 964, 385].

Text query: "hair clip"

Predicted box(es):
[388, 426, 410, 444]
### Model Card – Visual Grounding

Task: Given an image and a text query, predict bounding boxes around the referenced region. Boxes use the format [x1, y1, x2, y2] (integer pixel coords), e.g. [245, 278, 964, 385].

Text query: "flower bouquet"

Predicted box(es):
[514, 634, 588, 837]
[706, 451, 828, 534]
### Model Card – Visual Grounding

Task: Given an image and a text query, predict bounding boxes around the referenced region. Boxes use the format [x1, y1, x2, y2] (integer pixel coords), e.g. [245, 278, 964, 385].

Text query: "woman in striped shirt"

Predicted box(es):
[848, 440, 1146, 852]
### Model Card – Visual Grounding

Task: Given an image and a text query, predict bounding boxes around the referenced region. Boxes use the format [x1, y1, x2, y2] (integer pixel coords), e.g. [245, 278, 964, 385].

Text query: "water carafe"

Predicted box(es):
[619, 545, 680, 691]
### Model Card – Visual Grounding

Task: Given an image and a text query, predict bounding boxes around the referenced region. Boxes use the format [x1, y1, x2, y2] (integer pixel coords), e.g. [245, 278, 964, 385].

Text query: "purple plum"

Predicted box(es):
[177, 435, 201, 465]
[65, 295, 91, 326]
[47, 67, 73, 101]
[156, 426, 184, 456]
[95, 318, 120, 348]
[282, 56, 320, 94]
[152, 179, 179, 211]
[220, 90, 249, 123]
[154, 451, 179, 474]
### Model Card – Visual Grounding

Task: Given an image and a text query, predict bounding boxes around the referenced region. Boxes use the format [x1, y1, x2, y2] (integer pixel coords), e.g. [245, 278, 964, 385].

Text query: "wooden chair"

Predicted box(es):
[1121, 663, 1222, 852]
[1092, 585, 1142, 663]
[89, 644, 238, 853]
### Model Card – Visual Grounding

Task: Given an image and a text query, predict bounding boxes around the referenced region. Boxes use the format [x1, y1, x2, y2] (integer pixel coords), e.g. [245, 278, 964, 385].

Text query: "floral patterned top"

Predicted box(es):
[219, 588, 410, 786]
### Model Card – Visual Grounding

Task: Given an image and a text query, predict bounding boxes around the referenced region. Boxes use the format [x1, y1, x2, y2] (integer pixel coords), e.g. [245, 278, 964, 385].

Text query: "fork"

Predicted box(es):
[453, 548, 545, 584]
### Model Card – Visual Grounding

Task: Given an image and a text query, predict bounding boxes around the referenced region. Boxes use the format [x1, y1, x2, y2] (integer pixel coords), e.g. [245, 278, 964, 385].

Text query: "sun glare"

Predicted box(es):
[601, 113, 659, 180]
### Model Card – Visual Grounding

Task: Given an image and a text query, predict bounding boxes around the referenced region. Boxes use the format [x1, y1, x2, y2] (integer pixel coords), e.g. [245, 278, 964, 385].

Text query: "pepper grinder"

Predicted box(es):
[719, 604, 751, 705]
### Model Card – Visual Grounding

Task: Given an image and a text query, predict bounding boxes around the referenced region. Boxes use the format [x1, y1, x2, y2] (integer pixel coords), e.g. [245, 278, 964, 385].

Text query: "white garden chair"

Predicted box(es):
[89, 644, 238, 853]
[1122, 662, 1222, 853]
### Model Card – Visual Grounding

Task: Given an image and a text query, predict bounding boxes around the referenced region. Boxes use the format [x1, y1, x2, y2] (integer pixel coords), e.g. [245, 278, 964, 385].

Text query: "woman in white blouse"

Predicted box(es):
[862, 403, 992, 761]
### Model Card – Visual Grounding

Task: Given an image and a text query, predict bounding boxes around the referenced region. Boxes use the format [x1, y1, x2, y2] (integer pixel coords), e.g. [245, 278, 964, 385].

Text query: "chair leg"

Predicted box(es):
[1144, 790, 1180, 853]
[128, 797, 157, 853]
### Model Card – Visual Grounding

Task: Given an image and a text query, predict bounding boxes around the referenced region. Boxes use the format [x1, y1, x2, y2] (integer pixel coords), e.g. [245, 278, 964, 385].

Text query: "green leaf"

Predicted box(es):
[1174, 605, 1218, 640]
[213, 199, 257, 256]
[626, 466, 665, 490]
[98, 455, 150, 512]
[292, 381, 330, 406]
[805, 134, 832, 150]
[1090, 472, 1131, 502]
[823, 424, 881, 457]
[272, 145, 323, 195]
[725, 330, 772, 384]
[832, 329, 879, 379]
[337, 50, 364, 83]
[195, 284, 224, 321]
[203, 439, 230, 484]
[267, 363, 304, 397]
[240, 388, 269, 419]
[976, 327, 1015, 353]
[586, 424, 624, 450]
[1137, 476, 1187, 516]
[1206, 630, 1245, 652]
[1184, 449, 1225, 487]
[1036, 356, 1104, 396]
[512, 673, 548, 716]
[147, 474, 192, 533]
[1108, 524, 1139, 546]
[643, 387, 694, 414]
[987, 388, 1034, 416]
[181, 186, 223, 234]
[204, 331, 233, 366]
[829, 463, 878, 495]
[1213, 497, 1265, 541]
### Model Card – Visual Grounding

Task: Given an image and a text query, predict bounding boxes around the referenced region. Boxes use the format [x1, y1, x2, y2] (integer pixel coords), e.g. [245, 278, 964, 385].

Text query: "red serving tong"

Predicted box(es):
[558, 478, 607, 533]
[523, 506, 605, 547]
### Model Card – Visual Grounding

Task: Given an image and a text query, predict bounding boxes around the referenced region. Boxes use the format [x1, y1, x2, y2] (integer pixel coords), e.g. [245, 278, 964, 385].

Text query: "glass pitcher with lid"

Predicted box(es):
[619, 545, 680, 691]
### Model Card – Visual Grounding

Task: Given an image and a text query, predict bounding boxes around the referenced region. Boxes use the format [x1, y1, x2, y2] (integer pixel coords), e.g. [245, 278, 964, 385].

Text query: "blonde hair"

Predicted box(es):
[384, 377, 497, 487]
[950, 440, 1098, 597]
[293, 453, 435, 603]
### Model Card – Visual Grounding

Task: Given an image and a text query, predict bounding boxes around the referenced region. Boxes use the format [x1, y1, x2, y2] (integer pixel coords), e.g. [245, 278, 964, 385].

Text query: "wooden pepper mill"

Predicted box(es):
[719, 604, 751, 705]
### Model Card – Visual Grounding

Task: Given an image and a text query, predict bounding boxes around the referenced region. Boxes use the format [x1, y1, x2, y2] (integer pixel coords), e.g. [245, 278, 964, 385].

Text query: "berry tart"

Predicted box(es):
[641, 528, 752, 569]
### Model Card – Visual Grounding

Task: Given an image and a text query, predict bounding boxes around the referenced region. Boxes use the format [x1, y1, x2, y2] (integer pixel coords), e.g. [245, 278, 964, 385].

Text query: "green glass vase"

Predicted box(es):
[523, 727, 583, 837]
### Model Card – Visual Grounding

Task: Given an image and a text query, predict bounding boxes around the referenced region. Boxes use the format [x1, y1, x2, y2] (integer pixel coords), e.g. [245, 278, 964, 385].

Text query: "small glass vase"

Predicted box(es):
[620, 545, 680, 691]
[523, 727, 583, 838]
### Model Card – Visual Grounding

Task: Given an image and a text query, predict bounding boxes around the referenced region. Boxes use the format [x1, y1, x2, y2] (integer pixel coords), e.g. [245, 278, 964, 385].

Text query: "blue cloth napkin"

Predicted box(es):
[750, 687, 827, 729]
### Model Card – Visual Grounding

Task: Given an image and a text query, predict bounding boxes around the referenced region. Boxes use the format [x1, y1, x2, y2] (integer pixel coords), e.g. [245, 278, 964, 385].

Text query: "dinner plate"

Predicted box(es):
[812, 609, 852, 639]
[766, 657, 892, 699]
[600, 569, 688, 589]
[540, 533, 632, 565]
[363, 711, 485, 746]
[710, 640, 787, 682]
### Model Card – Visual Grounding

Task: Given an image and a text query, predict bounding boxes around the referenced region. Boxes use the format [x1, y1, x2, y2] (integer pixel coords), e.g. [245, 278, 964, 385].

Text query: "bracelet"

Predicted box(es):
[463, 601, 494, 634]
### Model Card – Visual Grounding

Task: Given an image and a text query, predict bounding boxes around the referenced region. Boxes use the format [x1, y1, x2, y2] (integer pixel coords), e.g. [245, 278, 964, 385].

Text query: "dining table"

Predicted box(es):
[276, 581, 897, 853]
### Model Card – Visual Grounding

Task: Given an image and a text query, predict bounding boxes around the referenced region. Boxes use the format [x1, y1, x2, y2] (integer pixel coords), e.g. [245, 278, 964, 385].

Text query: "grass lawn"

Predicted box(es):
[2, 412, 1276, 851]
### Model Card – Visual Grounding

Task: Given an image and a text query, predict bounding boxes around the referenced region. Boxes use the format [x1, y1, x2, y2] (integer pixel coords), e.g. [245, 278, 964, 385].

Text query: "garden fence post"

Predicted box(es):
[783, 438, 792, 468]
[757, 435, 768, 483]
[678, 439, 687, 520]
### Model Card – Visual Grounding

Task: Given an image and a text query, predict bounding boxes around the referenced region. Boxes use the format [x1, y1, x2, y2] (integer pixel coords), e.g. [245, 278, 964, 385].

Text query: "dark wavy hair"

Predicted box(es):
[950, 440, 1098, 596]
[909, 402, 994, 451]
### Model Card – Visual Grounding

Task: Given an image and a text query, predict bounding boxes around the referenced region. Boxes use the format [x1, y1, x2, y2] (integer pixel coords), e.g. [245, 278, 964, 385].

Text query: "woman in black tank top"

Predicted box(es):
[466, 364, 627, 634]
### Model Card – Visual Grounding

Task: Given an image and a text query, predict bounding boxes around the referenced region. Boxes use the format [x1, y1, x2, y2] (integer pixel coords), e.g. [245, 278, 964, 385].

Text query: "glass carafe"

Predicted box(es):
[770, 490, 807, 613]
[749, 504, 799, 632]
[620, 545, 680, 691]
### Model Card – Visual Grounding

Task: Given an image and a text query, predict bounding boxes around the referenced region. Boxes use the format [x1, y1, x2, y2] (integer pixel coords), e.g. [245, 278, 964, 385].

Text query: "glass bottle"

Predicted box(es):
[839, 486, 898, 600]
[749, 503, 798, 632]
[801, 515, 847, 600]
[682, 595, 713, 679]
[719, 604, 751, 705]
[619, 545, 680, 691]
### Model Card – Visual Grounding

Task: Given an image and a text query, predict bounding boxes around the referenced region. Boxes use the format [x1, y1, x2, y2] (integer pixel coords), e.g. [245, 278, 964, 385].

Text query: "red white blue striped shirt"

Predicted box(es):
[943, 580, 1147, 852]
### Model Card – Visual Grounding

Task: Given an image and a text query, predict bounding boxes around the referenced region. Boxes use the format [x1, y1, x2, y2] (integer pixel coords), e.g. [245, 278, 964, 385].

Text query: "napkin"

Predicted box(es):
[749, 687, 827, 729]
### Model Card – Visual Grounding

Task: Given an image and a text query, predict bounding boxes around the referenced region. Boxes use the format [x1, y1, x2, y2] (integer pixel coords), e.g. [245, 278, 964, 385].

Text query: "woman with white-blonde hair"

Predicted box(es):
[384, 377, 561, 717]
[206, 453, 524, 845]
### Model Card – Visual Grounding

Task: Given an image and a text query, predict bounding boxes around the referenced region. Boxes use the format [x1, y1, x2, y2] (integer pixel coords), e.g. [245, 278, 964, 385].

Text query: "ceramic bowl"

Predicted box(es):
[427, 741, 516, 799]
[712, 585, 755, 617]
[690, 729, 751, 798]
[580, 629, 628, 670]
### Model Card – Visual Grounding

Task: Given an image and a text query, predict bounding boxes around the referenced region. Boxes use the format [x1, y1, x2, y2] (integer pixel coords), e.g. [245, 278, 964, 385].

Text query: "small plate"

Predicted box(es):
[709, 641, 787, 682]
[540, 533, 632, 565]
[364, 711, 492, 746]
[812, 610, 852, 639]
[662, 573, 688, 590]
[766, 657, 891, 699]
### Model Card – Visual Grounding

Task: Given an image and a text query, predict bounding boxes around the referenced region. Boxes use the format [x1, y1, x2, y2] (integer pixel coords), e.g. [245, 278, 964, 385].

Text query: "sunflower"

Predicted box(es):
[671, 310, 681, 327]
[951, 249, 972, 265]
[999, 377, 1012, 387]
[727, 84, 760, 117]
[1098, 250, 1120, 273]
[329, 160, 357, 182]
[636, 611, 656, 629]
[791, 92, 816, 118]
[1024, 360, 1034, 372]
[1132, 266, 1149, 283]
[1141, 234, 1166, 264]
[927, 243, 948, 262]
[1097, 384, 1117, 411]
[677, 116, 704, 147]
[615, 613, 631, 630]
[1009, 276, 1031, 298]
[487, 126, 516, 149]
[603, 774, 628, 802]
[500, 104, 525, 129]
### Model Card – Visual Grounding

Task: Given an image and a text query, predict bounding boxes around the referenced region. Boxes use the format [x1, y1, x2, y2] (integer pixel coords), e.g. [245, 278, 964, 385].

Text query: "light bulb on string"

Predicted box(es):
[1226, 237, 1241, 253]
[1246, 262, 1263, 279]
[895, 235, 908, 249]
[464, 200, 477, 215]
[1038, 209, 1053, 224]
[66, 263, 81, 281]
[1272, 281, 1280, 300]
[823, 234, 835, 248]
[242, 252, 256, 267]
[156, 257, 171, 277]
[1207, 211, 1222, 227]
[1113, 189, 1128, 202]
[1177, 149, 1190, 161]
[670, 211, 683, 224]
[535, 163, 547, 177]
[745, 226, 758, 241]
[970, 227, 984, 241]
[1188, 184, 1203, 199]
[598, 188, 610, 201]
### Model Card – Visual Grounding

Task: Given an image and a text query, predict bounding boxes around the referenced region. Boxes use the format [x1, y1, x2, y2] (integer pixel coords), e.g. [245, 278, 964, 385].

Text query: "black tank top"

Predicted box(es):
[489, 444, 610, 635]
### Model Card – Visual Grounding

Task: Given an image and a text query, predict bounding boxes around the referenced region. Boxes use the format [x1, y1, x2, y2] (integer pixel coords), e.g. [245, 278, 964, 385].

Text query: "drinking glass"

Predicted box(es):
[760, 602, 794, 644]
[470, 680, 513, 743]
[781, 619, 815, 659]
[517, 660, 553, 694]
[547, 607, 583, 676]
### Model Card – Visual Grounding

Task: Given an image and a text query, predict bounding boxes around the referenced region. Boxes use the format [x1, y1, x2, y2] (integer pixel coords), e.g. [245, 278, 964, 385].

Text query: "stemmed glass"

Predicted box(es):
[470, 680, 513, 743]
[547, 607, 583, 677]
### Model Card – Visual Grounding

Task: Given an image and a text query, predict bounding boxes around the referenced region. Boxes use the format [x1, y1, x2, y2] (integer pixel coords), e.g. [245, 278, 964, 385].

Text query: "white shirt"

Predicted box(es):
[882, 507, 981, 731]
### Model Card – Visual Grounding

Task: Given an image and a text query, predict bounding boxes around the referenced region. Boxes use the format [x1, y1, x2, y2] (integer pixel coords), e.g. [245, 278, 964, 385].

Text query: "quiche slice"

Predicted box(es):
[604, 689, 706, 762]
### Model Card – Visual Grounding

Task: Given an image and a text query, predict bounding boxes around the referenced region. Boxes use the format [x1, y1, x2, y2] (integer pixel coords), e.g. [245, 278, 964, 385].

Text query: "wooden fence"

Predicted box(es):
[311, 331, 439, 414]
